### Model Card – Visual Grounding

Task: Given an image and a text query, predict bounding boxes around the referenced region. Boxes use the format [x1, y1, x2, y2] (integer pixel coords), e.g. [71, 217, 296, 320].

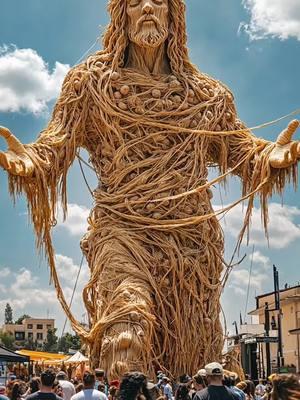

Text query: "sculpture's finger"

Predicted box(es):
[0, 151, 10, 170]
[284, 149, 290, 164]
[0, 126, 12, 140]
[277, 119, 300, 146]
[298, 142, 300, 158]
[289, 141, 299, 162]
[6, 134, 26, 154]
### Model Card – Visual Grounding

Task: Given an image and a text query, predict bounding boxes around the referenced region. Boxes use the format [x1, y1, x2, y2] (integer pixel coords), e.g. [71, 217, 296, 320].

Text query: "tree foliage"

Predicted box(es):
[58, 333, 81, 353]
[43, 328, 58, 353]
[4, 303, 13, 324]
[15, 314, 31, 325]
[0, 331, 15, 349]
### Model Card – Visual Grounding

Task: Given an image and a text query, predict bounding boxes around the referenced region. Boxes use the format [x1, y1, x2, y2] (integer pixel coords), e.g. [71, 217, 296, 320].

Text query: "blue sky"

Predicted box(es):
[0, 0, 299, 337]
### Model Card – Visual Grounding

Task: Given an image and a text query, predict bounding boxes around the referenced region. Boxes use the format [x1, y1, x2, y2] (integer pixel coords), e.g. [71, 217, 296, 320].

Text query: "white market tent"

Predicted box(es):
[64, 351, 89, 364]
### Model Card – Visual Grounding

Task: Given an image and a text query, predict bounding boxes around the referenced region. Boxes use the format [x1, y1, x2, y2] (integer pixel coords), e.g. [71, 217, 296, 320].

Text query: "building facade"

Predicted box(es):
[2, 318, 55, 348]
[249, 284, 300, 372]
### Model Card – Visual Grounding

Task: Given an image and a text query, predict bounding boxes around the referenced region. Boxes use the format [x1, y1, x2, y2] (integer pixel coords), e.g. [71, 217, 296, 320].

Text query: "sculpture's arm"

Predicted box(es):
[0, 64, 90, 242]
[208, 90, 299, 182]
[0, 65, 89, 181]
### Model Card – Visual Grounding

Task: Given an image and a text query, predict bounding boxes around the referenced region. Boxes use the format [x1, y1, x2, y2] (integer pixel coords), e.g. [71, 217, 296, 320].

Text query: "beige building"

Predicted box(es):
[249, 284, 300, 372]
[2, 318, 55, 348]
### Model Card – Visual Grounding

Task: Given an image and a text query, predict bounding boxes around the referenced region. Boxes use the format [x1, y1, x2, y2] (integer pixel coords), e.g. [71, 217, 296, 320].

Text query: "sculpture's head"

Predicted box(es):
[102, 0, 194, 74]
[126, 0, 169, 49]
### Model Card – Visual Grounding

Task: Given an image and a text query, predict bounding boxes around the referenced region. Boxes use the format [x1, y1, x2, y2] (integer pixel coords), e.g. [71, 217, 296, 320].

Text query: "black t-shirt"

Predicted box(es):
[26, 392, 63, 400]
[194, 385, 240, 400]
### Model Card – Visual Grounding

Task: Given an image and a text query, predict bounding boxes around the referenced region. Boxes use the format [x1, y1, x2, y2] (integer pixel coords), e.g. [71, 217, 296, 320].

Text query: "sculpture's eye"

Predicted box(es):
[128, 0, 141, 6]
[152, 0, 164, 4]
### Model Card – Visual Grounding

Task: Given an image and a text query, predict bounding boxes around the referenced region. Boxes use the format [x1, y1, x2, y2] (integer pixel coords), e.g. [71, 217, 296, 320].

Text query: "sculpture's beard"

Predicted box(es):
[128, 15, 168, 49]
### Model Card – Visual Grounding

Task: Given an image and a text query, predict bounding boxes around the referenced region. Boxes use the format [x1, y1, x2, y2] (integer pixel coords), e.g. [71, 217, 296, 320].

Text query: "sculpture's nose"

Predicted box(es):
[143, 2, 154, 15]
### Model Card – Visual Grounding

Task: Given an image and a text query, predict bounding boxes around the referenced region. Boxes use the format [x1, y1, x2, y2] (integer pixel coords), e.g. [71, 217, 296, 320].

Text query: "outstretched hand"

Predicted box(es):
[0, 126, 34, 176]
[269, 120, 300, 169]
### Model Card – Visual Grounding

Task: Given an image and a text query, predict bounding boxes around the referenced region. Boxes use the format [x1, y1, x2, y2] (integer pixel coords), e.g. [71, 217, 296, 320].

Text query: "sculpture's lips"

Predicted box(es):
[142, 18, 155, 24]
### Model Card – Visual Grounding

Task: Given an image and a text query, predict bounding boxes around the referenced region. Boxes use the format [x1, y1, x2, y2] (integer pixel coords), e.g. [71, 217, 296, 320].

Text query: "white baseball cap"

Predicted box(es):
[205, 362, 224, 376]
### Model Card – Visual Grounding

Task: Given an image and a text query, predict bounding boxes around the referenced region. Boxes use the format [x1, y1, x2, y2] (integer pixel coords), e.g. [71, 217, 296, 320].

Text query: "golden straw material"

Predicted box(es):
[3, 0, 298, 379]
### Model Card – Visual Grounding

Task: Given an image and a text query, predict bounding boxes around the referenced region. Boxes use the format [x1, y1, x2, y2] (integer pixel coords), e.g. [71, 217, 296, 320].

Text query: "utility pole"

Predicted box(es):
[264, 302, 271, 377]
[273, 265, 284, 370]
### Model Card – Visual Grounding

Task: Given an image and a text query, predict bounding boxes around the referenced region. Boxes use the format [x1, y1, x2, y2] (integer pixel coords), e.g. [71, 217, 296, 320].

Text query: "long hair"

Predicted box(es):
[98, 0, 197, 75]
[272, 374, 300, 400]
[118, 372, 152, 400]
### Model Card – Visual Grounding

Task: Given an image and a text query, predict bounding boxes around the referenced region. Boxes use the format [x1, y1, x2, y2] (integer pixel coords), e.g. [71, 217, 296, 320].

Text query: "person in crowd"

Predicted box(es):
[272, 374, 300, 400]
[22, 378, 41, 399]
[197, 370, 208, 388]
[193, 374, 206, 392]
[245, 380, 255, 400]
[117, 372, 152, 400]
[11, 381, 26, 400]
[161, 377, 173, 400]
[261, 384, 272, 400]
[193, 362, 241, 400]
[223, 373, 245, 400]
[56, 371, 76, 400]
[94, 371, 108, 396]
[97, 384, 105, 394]
[26, 369, 63, 400]
[146, 382, 160, 400]
[53, 381, 64, 398]
[175, 383, 190, 400]
[70, 372, 107, 400]
[75, 385, 83, 394]
[0, 386, 9, 400]
[107, 386, 117, 400]
[255, 379, 266, 400]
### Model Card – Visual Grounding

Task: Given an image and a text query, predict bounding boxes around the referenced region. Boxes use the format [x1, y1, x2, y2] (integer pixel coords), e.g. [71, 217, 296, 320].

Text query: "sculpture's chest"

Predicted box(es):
[104, 71, 213, 129]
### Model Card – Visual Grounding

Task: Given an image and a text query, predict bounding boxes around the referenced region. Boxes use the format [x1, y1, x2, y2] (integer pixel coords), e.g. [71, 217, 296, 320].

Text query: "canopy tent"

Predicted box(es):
[64, 351, 88, 364]
[0, 346, 29, 363]
[16, 350, 67, 363]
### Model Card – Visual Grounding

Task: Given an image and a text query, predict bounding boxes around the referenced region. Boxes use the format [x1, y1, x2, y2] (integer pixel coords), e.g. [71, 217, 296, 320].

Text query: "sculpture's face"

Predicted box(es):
[127, 0, 169, 49]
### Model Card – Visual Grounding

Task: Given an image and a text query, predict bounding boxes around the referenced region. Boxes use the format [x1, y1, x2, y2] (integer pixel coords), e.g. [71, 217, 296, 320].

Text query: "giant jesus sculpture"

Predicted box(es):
[0, 0, 300, 378]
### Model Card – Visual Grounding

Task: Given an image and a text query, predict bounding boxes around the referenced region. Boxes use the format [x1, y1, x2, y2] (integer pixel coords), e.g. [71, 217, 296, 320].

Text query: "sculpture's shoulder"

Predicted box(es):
[193, 71, 236, 105]
[59, 62, 91, 99]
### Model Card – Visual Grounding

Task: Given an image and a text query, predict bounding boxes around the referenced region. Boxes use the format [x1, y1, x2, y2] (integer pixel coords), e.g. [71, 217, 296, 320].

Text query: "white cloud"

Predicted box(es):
[0, 45, 69, 114]
[241, 0, 300, 41]
[55, 254, 89, 287]
[0, 267, 11, 278]
[252, 251, 271, 270]
[57, 203, 90, 236]
[219, 202, 300, 249]
[0, 255, 89, 333]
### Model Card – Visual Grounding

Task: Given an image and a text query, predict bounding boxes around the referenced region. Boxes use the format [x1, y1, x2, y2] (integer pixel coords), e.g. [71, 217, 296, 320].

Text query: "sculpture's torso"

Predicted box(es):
[83, 68, 229, 227]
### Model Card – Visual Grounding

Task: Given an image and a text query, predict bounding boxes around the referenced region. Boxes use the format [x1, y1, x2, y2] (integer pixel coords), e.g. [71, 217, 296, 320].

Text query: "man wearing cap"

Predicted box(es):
[161, 377, 173, 400]
[194, 363, 240, 400]
[56, 371, 75, 400]
[0, 386, 9, 400]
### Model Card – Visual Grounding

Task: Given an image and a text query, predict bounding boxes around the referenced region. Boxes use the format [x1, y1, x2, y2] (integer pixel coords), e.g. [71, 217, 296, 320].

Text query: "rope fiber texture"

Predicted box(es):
[7, 0, 298, 379]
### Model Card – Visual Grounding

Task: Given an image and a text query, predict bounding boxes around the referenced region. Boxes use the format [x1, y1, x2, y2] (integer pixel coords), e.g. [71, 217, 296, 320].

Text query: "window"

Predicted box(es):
[46, 324, 52, 330]
[15, 332, 25, 340]
[37, 333, 43, 341]
[28, 332, 33, 339]
[27, 324, 33, 329]
[37, 324, 43, 330]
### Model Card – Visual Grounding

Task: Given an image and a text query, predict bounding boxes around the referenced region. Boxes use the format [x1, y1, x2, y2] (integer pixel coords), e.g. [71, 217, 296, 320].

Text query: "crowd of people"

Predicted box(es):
[0, 362, 299, 400]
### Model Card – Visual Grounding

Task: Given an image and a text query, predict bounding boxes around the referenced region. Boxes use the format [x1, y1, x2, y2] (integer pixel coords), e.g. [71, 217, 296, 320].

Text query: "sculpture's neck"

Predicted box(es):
[125, 42, 171, 75]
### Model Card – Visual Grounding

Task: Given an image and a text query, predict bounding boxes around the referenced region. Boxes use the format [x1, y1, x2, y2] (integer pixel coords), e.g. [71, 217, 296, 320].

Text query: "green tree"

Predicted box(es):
[0, 331, 14, 349]
[24, 337, 36, 350]
[15, 314, 31, 325]
[43, 328, 58, 352]
[4, 303, 13, 324]
[58, 333, 81, 353]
